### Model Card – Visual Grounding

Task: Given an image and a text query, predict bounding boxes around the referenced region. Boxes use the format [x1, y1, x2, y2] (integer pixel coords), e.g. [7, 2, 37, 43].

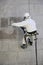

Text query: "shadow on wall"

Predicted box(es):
[0, 17, 23, 39]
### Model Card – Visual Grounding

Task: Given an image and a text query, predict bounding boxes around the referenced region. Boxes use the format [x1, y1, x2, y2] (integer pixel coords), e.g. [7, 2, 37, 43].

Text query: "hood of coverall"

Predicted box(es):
[24, 13, 30, 19]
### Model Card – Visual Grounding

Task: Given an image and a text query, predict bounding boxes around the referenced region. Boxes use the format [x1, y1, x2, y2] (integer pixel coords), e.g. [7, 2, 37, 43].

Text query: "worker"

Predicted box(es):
[11, 13, 37, 49]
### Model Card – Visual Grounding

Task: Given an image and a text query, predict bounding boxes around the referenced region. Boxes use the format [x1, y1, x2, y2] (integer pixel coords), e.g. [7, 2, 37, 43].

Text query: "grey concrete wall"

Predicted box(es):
[0, 0, 43, 38]
[0, 0, 43, 65]
[0, 0, 29, 17]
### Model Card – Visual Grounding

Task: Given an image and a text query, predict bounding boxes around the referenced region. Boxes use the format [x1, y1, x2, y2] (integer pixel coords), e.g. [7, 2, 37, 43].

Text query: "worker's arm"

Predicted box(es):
[11, 21, 26, 27]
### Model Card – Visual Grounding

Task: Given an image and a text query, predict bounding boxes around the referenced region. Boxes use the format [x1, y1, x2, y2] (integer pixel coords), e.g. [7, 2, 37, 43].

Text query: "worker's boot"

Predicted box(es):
[21, 44, 27, 49]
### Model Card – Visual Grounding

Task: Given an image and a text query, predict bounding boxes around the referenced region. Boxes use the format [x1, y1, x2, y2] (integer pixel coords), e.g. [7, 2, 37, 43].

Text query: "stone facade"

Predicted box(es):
[0, 0, 43, 65]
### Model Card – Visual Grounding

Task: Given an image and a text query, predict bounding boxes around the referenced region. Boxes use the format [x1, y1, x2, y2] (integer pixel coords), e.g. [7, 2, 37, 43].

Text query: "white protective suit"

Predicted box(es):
[12, 17, 37, 44]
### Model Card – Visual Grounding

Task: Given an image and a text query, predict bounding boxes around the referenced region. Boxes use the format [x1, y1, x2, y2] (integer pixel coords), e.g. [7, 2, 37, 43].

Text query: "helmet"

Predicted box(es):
[24, 13, 30, 18]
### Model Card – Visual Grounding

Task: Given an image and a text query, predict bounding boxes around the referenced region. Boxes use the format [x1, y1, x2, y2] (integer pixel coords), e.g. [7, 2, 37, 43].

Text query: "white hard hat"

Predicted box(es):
[24, 13, 30, 18]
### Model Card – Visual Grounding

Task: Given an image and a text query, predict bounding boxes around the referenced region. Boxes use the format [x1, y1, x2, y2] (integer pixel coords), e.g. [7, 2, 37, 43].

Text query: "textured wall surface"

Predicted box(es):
[0, 0, 43, 65]
[0, 0, 43, 38]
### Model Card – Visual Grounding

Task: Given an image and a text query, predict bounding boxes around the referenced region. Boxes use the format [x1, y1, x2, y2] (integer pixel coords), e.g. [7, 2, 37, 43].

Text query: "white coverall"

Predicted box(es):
[12, 18, 37, 44]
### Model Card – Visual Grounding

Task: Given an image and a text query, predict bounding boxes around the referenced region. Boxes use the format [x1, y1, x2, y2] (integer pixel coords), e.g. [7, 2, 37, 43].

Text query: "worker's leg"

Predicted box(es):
[22, 33, 33, 46]
[21, 35, 27, 49]
[26, 34, 33, 45]
[22, 37, 26, 44]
